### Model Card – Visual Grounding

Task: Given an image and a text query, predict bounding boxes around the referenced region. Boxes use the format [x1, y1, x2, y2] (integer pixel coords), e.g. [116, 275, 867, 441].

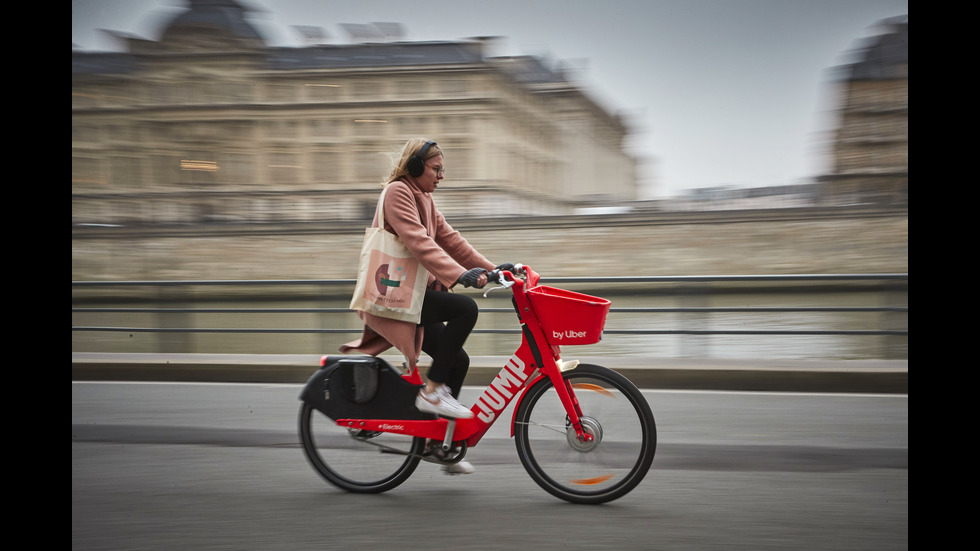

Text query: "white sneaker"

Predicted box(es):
[416, 385, 474, 419]
[420, 441, 475, 475]
[443, 460, 475, 475]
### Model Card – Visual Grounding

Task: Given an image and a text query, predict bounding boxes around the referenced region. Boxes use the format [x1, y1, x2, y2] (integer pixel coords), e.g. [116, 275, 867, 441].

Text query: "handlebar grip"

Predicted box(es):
[491, 266, 525, 282]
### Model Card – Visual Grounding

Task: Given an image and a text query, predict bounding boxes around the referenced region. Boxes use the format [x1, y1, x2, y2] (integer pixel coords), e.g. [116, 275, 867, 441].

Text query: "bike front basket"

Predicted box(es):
[526, 286, 611, 345]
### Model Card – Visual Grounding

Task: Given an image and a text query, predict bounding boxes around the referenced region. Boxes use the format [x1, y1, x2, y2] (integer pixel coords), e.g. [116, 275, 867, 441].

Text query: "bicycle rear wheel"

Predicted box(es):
[299, 402, 424, 493]
[514, 364, 656, 504]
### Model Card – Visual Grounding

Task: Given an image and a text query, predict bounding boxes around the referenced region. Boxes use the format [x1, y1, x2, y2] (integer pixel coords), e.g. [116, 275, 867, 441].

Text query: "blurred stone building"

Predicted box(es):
[72, 0, 637, 229]
[821, 16, 908, 206]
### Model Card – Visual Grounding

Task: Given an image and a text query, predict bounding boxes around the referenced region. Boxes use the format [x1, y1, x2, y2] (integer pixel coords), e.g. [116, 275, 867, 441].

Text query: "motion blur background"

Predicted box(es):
[72, 0, 908, 362]
[72, 7, 907, 549]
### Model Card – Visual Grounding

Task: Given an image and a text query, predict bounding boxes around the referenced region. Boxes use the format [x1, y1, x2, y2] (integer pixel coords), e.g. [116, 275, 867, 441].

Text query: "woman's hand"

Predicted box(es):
[458, 268, 489, 288]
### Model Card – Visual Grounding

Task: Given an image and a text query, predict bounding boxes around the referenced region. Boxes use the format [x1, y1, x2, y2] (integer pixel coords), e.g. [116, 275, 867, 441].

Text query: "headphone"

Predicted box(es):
[406, 140, 437, 178]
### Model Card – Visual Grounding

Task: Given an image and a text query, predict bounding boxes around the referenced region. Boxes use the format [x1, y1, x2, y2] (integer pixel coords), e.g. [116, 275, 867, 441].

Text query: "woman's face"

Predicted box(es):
[415, 154, 444, 193]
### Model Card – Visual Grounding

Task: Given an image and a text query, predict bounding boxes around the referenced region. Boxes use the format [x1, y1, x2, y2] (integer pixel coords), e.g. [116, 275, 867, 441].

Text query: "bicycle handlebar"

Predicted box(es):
[486, 263, 525, 285]
[483, 264, 540, 297]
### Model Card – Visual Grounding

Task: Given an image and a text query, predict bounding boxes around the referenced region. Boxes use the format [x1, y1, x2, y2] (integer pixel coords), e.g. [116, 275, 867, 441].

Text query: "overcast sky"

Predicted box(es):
[72, 0, 908, 198]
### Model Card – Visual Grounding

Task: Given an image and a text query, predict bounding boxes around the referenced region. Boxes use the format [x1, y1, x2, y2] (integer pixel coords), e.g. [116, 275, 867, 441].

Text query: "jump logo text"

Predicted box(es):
[473, 355, 530, 423]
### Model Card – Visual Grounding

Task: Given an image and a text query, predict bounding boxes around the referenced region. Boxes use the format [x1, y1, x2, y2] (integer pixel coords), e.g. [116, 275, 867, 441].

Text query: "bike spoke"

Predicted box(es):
[512, 420, 567, 434]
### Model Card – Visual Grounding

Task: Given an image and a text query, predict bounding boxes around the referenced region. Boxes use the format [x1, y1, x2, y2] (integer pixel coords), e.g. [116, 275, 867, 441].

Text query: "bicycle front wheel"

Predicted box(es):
[514, 364, 656, 504]
[299, 402, 424, 493]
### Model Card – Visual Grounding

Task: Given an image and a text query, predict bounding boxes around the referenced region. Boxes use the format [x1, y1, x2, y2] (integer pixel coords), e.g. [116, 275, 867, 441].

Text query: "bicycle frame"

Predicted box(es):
[332, 265, 593, 448]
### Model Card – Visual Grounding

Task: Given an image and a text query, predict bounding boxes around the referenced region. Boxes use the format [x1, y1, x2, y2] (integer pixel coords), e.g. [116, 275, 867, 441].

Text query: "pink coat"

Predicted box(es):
[340, 178, 495, 370]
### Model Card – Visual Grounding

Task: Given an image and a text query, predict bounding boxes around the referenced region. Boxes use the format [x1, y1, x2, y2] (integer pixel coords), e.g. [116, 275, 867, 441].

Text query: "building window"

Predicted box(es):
[307, 82, 344, 102]
[439, 78, 468, 96]
[399, 80, 427, 98]
[355, 149, 388, 182]
[266, 120, 300, 141]
[310, 119, 344, 139]
[108, 155, 144, 190]
[72, 156, 105, 191]
[312, 150, 343, 184]
[268, 152, 302, 184]
[267, 83, 297, 103]
[220, 153, 255, 185]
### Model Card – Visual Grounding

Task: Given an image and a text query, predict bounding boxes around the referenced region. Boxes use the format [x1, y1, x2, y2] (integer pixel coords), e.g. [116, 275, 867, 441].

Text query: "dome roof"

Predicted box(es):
[159, 0, 265, 48]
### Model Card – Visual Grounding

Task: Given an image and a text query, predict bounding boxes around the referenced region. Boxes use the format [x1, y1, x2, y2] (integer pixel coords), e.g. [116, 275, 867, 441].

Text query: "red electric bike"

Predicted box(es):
[299, 265, 656, 504]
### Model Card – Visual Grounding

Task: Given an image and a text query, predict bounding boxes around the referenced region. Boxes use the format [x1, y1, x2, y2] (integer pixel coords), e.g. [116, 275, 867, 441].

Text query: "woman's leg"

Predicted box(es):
[416, 290, 479, 472]
[419, 289, 478, 398]
[421, 322, 471, 398]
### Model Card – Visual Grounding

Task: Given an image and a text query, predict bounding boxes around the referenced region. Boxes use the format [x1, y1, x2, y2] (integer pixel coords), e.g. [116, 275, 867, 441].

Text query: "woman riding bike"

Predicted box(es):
[341, 138, 512, 474]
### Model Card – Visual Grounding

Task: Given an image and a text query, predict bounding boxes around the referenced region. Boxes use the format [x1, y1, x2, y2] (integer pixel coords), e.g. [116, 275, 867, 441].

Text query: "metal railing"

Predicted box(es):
[71, 306, 908, 336]
[72, 274, 908, 339]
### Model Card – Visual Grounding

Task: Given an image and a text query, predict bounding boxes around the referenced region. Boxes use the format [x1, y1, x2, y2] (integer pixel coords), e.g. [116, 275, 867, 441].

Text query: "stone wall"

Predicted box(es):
[72, 209, 908, 282]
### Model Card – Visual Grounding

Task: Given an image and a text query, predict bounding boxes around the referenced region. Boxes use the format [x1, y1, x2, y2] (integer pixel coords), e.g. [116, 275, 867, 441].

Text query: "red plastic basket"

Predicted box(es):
[526, 286, 611, 345]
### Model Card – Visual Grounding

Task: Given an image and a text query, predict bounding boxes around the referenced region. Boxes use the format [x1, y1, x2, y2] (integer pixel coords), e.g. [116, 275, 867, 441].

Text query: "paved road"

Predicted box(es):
[72, 382, 907, 551]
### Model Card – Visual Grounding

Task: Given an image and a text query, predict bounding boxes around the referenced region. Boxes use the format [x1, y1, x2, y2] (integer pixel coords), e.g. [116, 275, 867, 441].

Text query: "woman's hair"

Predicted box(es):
[384, 137, 443, 184]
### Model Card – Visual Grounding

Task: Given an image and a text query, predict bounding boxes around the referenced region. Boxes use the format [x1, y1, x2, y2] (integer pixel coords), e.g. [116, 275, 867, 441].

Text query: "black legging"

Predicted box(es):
[419, 289, 478, 398]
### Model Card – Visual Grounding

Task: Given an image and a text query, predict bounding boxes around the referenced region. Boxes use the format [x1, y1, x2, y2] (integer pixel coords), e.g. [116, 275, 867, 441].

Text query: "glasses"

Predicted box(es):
[427, 164, 445, 176]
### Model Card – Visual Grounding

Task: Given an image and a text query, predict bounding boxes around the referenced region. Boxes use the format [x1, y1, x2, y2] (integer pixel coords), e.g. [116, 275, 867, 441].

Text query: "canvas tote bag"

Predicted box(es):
[349, 185, 430, 323]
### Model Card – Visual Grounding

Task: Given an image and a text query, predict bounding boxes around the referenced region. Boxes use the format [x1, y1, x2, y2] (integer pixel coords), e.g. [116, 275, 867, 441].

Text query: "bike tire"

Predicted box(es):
[299, 402, 424, 493]
[514, 364, 656, 504]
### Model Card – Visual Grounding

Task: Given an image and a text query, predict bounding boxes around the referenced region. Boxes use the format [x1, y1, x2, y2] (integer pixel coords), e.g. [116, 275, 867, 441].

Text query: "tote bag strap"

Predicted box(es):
[377, 182, 426, 236]
[376, 185, 390, 229]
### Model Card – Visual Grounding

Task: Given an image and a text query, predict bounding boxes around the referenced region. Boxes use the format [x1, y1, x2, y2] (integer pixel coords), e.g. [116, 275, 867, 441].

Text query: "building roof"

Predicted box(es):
[74, 0, 508, 74]
[844, 16, 908, 80]
[159, 0, 265, 45]
[266, 41, 485, 70]
[71, 0, 620, 126]
[71, 52, 137, 75]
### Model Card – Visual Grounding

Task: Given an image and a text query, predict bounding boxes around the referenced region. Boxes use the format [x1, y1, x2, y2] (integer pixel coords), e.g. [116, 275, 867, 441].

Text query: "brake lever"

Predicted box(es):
[483, 269, 516, 297]
[483, 280, 514, 297]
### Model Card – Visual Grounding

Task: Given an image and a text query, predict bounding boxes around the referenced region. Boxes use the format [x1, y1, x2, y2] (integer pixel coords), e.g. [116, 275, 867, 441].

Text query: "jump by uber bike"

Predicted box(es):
[298, 265, 657, 504]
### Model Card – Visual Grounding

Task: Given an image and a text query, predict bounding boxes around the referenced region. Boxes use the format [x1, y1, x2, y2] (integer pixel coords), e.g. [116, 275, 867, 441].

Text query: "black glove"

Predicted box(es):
[458, 268, 488, 288]
[494, 263, 516, 273]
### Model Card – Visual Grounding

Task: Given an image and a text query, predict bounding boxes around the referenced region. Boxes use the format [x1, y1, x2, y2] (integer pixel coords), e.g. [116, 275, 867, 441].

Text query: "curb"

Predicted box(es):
[71, 354, 908, 394]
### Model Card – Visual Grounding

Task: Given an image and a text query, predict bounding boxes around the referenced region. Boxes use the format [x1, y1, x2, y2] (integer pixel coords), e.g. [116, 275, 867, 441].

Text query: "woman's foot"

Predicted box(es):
[416, 384, 474, 419]
[443, 460, 474, 475]
[421, 441, 475, 475]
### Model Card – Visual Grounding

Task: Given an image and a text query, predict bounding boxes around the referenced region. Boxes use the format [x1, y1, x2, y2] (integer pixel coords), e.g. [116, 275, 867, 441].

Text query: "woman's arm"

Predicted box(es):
[382, 182, 470, 288]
